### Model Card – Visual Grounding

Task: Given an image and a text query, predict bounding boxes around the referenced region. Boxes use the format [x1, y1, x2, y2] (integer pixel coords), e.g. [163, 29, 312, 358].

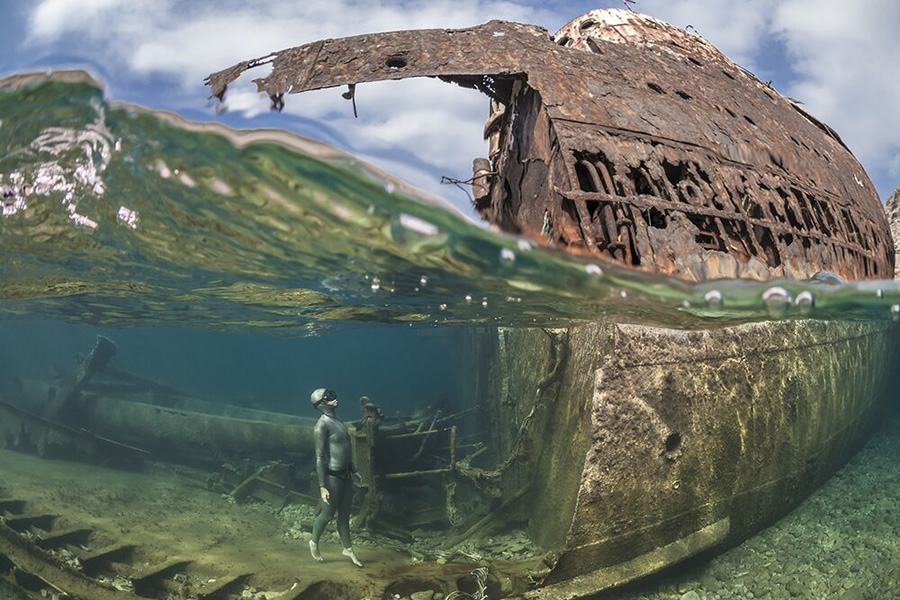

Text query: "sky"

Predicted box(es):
[1, 0, 898, 215]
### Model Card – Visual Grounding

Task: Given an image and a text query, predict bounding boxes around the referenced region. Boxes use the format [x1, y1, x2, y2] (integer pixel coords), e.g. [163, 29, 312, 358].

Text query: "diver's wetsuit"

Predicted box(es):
[311, 408, 354, 548]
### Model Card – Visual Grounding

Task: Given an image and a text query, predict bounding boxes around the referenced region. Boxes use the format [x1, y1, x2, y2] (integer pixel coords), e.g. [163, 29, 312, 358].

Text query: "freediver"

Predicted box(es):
[308, 387, 364, 567]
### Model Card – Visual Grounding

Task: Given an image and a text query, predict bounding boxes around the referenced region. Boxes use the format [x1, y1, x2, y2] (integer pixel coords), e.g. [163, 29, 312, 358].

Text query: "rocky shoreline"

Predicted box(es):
[607, 406, 900, 600]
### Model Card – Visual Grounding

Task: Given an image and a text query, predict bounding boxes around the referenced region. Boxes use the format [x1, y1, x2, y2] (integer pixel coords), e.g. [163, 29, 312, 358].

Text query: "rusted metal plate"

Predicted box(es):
[206, 9, 893, 281]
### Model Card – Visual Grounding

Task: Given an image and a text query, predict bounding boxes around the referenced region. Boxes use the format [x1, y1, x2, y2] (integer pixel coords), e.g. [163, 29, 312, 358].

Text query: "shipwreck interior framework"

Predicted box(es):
[206, 9, 893, 282]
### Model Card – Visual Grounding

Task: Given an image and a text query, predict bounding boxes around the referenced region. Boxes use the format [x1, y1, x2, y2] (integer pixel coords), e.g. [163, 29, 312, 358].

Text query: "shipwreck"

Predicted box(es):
[206, 9, 892, 283]
[201, 7, 899, 598]
[1, 8, 898, 600]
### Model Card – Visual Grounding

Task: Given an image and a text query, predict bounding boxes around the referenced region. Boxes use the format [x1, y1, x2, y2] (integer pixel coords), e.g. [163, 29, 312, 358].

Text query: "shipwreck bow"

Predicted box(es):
[206, 10, 893, 282]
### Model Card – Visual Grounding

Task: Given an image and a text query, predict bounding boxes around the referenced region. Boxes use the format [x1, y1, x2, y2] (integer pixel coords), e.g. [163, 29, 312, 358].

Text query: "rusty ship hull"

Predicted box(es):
[207, 10, 893, 283]
[199, 7, 899, 598]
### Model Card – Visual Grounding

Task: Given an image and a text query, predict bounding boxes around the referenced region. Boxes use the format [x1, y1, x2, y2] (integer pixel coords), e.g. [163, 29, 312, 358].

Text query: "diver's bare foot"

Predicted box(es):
[342, 547, 363, 567]
[309, 540, 323, 562]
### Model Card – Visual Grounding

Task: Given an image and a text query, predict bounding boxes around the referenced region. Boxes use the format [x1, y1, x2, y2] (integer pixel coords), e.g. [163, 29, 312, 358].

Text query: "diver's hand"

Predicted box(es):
[352, 472, 364, 488]
[320, 486, 330, 504]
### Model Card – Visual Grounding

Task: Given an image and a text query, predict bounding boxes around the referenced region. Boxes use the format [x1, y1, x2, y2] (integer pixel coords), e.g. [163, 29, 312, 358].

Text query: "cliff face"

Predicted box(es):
[884, 186, 900, 279]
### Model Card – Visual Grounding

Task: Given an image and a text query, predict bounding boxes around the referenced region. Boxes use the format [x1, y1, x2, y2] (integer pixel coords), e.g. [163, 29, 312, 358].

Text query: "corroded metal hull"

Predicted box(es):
[465, 320, 898, 598]
[207, 9, 893, 282]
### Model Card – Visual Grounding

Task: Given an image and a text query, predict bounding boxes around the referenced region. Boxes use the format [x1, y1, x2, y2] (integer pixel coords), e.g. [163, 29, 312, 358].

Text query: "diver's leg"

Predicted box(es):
[335, 479, 352, 547]
[337, 481, 363, 567]
[309, 480, 338, 561]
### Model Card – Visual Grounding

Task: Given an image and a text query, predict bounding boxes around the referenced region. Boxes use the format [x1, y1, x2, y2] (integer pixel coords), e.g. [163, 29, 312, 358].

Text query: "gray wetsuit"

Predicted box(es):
[311, 409, 354, 548]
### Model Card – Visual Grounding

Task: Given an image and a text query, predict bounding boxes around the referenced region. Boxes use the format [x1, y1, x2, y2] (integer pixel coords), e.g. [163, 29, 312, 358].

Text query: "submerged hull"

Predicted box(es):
[466, 319, 899, 597]
[0, 376, 317, 476]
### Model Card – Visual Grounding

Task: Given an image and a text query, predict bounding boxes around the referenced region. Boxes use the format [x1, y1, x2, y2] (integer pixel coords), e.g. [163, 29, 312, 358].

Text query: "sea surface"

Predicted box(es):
[1, 72, 900, 599]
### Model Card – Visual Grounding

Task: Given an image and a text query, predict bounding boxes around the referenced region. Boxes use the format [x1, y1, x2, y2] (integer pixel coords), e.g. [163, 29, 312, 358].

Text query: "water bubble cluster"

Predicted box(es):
[703, 289, 723, 309]
[795, 290, 815, 315]
[762, 286, 791, 318]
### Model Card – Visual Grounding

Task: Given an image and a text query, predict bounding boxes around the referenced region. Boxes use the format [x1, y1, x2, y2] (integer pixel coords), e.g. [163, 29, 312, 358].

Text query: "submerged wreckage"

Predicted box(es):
[2, 8, 898, 600]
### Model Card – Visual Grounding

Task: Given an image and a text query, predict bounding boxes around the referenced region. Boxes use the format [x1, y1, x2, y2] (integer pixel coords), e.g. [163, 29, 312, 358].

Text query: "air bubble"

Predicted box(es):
[517, 239, 533, 252]
[892, 305, 900, 321]
[465, 294, 473, 304]
[876, 288, 884, 298]
[396, 213, 439, 236]
[481, 298, 488, 308]
[585, 264, 603, 276]
[762, 286, 791, 318]
[420, 276, 428, 286]
[500, 248, 515, 263]
[795, 290, 815, 315]
[620, 290, 628, 299]
[384, 182, 396, 194]
[370, 277, 381, 292]
[704, 289, 723, 309]
[439, 303, 447, 311]
[682, 300, 691, 308]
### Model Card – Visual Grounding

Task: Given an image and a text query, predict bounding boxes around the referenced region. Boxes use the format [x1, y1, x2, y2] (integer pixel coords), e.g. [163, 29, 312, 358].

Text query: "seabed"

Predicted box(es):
[0, 446, 542, 600]
[2, 407, 900, 600]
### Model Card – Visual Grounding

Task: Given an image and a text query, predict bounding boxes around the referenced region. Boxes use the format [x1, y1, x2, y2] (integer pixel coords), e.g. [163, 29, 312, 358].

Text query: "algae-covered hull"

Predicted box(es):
[466, 319, 899, 598]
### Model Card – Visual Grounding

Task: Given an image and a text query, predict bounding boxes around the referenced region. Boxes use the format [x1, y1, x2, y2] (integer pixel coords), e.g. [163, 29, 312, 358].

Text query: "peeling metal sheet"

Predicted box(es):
[206, 9, 893, 282]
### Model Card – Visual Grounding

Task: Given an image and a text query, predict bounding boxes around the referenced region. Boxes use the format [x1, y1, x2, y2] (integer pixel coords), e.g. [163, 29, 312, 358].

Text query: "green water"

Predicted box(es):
[2, 73, 899, 334]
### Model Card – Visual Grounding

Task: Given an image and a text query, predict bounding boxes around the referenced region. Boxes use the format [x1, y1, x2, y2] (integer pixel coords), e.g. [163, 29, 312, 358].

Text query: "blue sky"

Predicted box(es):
[2, 0, 898, 214]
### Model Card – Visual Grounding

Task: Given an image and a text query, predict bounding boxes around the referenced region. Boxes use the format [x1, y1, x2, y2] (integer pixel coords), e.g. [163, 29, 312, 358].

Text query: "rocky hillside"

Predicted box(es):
[884, 186, 900, 279]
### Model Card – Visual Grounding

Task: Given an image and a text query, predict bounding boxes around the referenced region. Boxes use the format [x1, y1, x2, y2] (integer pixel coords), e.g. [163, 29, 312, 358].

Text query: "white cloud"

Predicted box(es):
[771, 0, 900, 189]
[28, 0, 131, 40]
[637, 0, 778, 73]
